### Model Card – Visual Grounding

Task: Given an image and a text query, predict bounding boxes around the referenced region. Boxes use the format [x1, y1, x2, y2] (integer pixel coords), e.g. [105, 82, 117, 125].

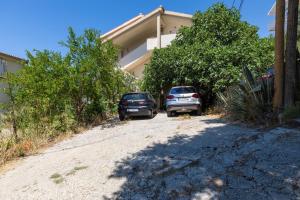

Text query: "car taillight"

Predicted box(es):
[138, 101, 147, 105]
[122, 100, 128, 105]
[192, 93, 200, 98]
[166, 95, 175, 100]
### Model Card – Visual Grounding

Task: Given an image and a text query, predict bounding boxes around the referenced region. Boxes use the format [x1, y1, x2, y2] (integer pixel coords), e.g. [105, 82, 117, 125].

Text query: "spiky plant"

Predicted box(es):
[218, 67, 274, 123]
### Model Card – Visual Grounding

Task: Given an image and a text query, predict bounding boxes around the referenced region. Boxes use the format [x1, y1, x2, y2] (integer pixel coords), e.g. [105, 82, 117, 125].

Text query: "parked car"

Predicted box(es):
[165, 86, 202, 117]
[262, 68, 274, 79]
[118, 92, 158, 121]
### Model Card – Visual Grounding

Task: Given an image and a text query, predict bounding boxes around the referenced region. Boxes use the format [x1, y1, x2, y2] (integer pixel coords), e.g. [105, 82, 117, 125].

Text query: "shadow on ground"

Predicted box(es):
[105, 118, 300, 200]
[99, 117, 127, 129]
[98, 114, 157, 130]
[128, 114, 158, 121]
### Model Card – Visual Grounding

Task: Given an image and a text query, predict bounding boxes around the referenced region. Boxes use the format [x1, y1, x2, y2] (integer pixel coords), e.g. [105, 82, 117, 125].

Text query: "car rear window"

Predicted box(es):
[122, 93, 147, 100]
[170, 87, 196, 94]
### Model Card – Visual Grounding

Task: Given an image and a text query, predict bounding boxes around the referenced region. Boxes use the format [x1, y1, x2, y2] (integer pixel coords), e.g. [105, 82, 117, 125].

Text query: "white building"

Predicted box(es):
[267, 0, 298, 31]
[101, 6, 193, 78]
[0, 52, 24, 103]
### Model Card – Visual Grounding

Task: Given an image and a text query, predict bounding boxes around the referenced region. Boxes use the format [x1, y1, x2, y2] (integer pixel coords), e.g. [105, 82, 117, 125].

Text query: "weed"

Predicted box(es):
[66, 170, 76, 176]
[74, 166, 88, 171]
[66, 165, 88, 176]
[50, 173, 64, 184]
[53, 177, 64, 184]
[50, 173, 62, 179]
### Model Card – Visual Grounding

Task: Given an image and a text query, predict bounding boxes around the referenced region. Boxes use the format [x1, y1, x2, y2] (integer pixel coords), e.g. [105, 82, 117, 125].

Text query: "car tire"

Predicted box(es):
[167, 111, 172, 117]
[149, 110, 154, 119]
[119, 113, 125, 121]
[196, 107, 202, 116]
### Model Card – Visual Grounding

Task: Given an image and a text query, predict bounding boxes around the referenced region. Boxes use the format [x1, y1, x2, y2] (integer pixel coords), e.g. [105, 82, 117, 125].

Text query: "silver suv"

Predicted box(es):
[166, 86, 202, 117]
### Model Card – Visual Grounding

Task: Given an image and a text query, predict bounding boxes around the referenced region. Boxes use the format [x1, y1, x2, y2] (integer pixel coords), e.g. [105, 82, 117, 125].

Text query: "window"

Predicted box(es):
[170, 87, 196, 94]
[0, 59, 6, 75]
[122, 93, 147, 100]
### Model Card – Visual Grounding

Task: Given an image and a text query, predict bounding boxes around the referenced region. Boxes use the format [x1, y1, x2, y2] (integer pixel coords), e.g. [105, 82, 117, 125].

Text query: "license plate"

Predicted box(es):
[127, 109, 139, 112]
[178, 98, 189, 101]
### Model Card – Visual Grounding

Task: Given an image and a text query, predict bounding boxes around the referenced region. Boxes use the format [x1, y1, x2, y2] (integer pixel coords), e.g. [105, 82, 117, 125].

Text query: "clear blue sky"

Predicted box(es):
[1, 0, 275, 59]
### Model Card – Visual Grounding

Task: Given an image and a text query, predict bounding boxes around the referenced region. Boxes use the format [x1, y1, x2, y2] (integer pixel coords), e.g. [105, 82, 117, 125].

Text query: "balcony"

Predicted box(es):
[118, 34, 177, 68]
[268, 21, 275, 32]
[119, 42, 147, 68]
[147, 34, 176, 50]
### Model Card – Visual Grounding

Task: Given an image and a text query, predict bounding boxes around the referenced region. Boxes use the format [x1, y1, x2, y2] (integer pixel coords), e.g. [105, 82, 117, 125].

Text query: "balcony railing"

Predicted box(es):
[118, 34, 177, 68]
[147, 34, 176, 50]
[119, 42, 147, 68]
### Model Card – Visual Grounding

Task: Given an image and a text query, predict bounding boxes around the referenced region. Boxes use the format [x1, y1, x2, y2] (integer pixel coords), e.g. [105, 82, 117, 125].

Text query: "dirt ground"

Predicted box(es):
[0, 113, 299, 200]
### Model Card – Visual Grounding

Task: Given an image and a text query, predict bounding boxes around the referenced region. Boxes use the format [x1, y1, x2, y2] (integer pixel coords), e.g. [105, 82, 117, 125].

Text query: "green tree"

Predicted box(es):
[2, 27, 136, 141]
[3, 50, 74, 137]
[61, 27, 121, 122]
[143, 3, 274, 105]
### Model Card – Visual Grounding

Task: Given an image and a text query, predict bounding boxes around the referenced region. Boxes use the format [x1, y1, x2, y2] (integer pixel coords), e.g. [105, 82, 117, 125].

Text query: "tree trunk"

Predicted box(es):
[285, 0, 299, 108]
[273, 0, 286, 110]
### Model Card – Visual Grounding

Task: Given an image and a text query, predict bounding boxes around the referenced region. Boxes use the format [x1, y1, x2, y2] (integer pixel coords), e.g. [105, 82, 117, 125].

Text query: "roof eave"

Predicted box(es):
[164, 10, 193, 18]
[101, 14, 144, 40]
[268, 2, 276, 16]
[0, 52, 26, 63]
[101, 6, 165, 41]
[101, 6, 193, 42]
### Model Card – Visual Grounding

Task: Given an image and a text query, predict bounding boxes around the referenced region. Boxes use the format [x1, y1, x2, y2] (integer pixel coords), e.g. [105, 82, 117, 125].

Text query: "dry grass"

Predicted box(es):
[0, 138, 38, 165]
[206, 113, 225, 118]
[0, 158, 21, 175]
[176, 114, 192, 120]
[0, 114, 124, 172]
[0, 130, 73, 168]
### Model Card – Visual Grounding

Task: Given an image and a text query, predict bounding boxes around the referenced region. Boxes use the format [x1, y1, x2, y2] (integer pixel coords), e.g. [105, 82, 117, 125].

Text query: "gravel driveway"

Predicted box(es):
[0, 113, 299, 200]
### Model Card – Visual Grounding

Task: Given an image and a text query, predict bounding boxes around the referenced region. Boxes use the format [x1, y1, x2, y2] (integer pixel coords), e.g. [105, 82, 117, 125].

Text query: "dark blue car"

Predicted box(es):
[118, 92, 158, 121]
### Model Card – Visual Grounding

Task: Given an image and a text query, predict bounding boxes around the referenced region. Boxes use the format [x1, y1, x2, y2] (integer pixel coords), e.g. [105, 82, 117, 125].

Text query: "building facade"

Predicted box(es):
[101, 6, 193, 79]
[267, 0, 298, 31]
[0, 52, 24, 103]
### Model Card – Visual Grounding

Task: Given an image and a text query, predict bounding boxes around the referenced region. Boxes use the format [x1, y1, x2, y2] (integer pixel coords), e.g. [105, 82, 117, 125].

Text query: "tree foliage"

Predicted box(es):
[142, 3, 274, 101]
[2, 27, 135, 140]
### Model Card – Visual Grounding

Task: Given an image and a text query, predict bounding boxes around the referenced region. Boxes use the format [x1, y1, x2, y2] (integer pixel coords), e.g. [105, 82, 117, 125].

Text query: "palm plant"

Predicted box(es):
[218, 67, 274, 123]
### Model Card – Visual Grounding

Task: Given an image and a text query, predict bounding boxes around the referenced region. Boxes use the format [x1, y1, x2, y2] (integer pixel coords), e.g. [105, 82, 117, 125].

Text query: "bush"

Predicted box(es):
[0, 27, 136, 164]
[283, 105, 300, 120]
[218, 67, 274, 124]
[142, 3, 274, 105]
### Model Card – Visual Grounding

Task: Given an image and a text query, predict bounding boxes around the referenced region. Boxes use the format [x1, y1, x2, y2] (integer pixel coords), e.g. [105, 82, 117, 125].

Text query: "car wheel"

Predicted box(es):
[196, 107, 202, 116]
[167, 111, 172, 117]
[149, 110, 154, 119]
[119, 113, 125, 121]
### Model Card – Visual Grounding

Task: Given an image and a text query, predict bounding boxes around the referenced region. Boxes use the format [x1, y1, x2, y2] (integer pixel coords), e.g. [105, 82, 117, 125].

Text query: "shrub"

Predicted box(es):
[0, 27, 136, 164]
[142, 3, 274, 105]
[218, 67, 274, 124]
[282, 105, 300, 120]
